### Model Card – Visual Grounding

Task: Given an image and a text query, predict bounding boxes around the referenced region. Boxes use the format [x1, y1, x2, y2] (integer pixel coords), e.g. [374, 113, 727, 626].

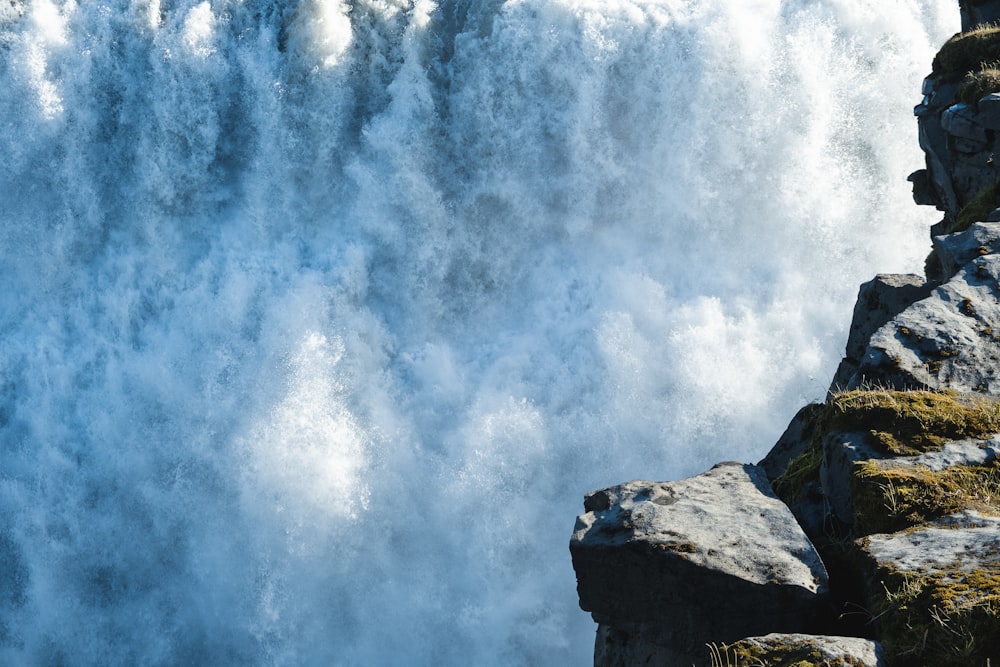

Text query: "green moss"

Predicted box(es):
[772, 446, 822, 503]
[852, 459, 1000, 535]
[772, 390, 1000, 509]
[954, 178, 1000, 233]
[827, 389, 1000, 456]
[934, 25, 1000, 78]
[708, 639, 866, 667]
[958, 66, 1000, 105]
[868, 557, 1000, 666]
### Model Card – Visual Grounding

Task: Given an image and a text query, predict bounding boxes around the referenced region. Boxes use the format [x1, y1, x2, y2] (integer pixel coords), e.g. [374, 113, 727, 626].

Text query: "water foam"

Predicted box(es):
[0, 0, 957, 663]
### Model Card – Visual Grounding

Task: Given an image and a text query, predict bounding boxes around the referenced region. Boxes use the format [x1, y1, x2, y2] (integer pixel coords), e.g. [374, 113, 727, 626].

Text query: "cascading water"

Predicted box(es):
[0, 0, 958, 664]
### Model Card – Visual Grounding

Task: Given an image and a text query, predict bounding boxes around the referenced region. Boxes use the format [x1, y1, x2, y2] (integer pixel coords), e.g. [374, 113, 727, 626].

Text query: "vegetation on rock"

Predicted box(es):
[852, 459, 1000, 534]
[954, 178, 1000, 234]
[933, 25, 1000, 78]
[827, 388, 1000, 456]
[866, 554, 1000, 666]
[773, 389, 1000, 507]
[708, 638, 868, 667]
[957, 65, 1000, 104]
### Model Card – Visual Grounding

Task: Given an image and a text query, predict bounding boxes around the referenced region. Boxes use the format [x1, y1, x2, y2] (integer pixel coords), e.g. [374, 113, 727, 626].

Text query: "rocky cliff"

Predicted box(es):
[570, 3, 1000, 665]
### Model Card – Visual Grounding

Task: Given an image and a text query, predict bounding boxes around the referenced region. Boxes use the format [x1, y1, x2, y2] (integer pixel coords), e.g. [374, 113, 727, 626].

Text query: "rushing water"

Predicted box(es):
[0, 0, 957, 664]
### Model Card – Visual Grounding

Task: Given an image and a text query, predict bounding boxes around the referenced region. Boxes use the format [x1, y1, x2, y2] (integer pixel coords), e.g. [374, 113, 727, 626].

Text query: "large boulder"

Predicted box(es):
[570, 462, 829, 665]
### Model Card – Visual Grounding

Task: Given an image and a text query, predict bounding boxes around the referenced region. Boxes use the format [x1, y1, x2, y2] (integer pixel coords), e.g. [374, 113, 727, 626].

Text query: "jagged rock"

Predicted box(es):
[932, 221, 1000, 278]
[907, 168, 939, 207]
[859, 513, 1000, 665]
[846, 254, 1000, 394]
[829, 274, 931, 392]
[915, 78, 960, 217]
[757, 404, 828, 542]
[820, 431, 881, 526]
[570, 462, 829, 665]
[758, 403, 823, 482]
[711, 633, 885, 667]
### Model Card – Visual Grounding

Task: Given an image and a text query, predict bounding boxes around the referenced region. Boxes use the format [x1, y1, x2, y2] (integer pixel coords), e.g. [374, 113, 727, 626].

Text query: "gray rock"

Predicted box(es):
[847, 255, 1000, 394]
[593, 622, 684, 667]
[891, 436, 1000, 471]
[757, 405, 829, 541]
[976, 93, 1000, 130]
[859, 514, 1000, 664]
[822, 434, 1000, 527]
[712, 633, 885, 667]
[932, 222, 1000, 278]
[820, 431, 882, 526]
[950, 155, 997, 208]
[829, 274, 931, 393]
[570, 463, 829, 665]
[942, 104, 987, 143]
[758, 403, 824, 482]
[917, 103, 959, 217]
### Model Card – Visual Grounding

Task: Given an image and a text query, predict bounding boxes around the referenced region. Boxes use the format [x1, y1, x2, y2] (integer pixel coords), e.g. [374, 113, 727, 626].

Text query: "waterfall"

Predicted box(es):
[0, 0, 957, 663]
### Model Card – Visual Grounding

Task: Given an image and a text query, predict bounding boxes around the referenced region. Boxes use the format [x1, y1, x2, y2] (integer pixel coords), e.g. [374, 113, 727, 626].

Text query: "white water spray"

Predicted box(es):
[0, 0, 957, 663]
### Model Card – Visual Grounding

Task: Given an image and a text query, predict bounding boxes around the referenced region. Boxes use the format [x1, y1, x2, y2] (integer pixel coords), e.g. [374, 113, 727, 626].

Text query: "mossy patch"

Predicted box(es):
[827, 389, 1000, 456]
[958, 65, 1000, 104]
[772, 390, 1000, 505]
[708, 638, 867, 667]
[934, 25, 1000, 78]
[867, 557, 1000, 666]
[954, 178, 1000, 233]
[852, 459, 1000, 535]
[772, 445, 822, 504]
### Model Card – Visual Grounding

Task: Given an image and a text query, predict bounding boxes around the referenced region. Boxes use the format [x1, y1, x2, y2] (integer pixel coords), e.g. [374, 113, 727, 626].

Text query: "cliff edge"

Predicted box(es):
[571, 2, 1000, 665]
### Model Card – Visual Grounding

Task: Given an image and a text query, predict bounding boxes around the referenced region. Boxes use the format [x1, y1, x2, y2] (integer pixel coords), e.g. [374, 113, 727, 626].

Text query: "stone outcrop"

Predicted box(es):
[570, 463, 829, 665]
[570, 4, 1000, 665]
[829, 274, 932, 392]
[859, 512, 1000, 662]
[712, 633, 885, 667]
[842, 257, 1000, 394]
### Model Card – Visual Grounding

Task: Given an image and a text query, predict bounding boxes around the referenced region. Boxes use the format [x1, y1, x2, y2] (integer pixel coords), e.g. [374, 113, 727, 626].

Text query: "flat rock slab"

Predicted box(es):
[571, 462, 829, 659]
[864, 514, 1000, 575]
[715, 633, 885, 667]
